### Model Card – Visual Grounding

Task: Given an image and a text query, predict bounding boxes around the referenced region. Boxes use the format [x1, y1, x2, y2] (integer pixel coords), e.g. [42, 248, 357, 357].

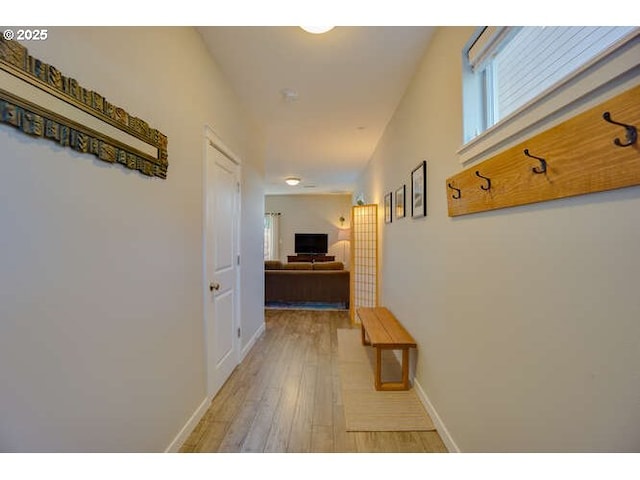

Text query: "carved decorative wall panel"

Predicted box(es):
[0, 38, 169, 178]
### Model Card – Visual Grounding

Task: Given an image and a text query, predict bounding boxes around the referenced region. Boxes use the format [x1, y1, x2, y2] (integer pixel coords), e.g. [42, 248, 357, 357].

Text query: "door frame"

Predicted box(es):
[202, 125, 242, 398]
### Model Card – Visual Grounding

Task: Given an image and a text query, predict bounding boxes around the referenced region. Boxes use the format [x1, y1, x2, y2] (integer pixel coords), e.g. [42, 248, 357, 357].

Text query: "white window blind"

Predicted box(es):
[467, 26, 514, 72]
[462, 26, 638, 144]
[493, 26, 637, 121]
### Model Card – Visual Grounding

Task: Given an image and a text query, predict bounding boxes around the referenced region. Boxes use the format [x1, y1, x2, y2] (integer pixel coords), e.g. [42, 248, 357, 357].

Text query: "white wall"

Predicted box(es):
[357, 27, 640, 452]
[0, 27, 264, 452]
[240, 153, 266, 355]
[265, 194, 352, 267]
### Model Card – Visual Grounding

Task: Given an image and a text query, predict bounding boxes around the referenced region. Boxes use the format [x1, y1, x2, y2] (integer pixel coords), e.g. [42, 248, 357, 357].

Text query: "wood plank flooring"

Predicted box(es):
[179, 309, 447, 453]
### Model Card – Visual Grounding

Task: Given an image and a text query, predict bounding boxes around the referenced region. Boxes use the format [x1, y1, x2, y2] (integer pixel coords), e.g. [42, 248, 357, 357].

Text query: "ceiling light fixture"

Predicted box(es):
[300, 26, 335, 35]
[280, 88, 299, 102]
[285, 177, 301, 186]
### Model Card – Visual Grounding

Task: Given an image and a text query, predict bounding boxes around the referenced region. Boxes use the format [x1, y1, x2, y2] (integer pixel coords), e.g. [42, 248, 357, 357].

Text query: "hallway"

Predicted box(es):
[180, 309, 447, 453]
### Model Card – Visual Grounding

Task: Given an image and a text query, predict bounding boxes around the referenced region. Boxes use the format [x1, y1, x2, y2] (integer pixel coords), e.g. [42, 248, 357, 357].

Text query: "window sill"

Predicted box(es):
[458, 32, 640, 167]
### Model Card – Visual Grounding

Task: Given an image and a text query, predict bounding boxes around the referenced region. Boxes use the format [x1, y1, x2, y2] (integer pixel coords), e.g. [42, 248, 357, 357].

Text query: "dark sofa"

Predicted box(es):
[264, 261, 350, 307]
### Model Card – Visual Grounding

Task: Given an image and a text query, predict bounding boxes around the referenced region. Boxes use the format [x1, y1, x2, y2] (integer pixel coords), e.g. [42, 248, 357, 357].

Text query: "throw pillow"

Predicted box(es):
[312, 261, 344, 270]
[283, 262, 313, 270]
[264, 260, 283, 270]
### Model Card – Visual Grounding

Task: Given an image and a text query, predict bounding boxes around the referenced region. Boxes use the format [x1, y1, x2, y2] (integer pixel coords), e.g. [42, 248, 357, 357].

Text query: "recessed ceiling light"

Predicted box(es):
[280, 88, 299, 102]
[285, 177, 301, 186]
[300, 26, 335, 34]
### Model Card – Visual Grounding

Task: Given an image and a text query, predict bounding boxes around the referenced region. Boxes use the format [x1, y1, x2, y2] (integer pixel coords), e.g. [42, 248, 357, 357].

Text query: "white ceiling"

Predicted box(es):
[197, 26, 435, 195]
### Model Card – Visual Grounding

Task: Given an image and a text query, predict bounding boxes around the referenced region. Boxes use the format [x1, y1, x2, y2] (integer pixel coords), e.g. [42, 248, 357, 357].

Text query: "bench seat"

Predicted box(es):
[357, 306, 417, 391]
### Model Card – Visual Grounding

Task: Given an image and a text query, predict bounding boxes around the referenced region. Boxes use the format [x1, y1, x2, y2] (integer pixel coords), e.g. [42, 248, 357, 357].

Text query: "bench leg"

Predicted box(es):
[401, 348, 410, 389]
[375, 347, 383, 391]
[361, 324, 371, 346]
[375, 347, 411, 391]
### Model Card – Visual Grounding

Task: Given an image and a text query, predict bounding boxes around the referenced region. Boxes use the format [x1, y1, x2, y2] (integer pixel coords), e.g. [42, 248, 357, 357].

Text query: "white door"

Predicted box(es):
[204, 135, 240, 397]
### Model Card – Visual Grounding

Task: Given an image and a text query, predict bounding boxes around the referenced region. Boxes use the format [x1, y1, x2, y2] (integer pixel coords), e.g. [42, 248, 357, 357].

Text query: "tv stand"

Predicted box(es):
[287, 254, 335, 263]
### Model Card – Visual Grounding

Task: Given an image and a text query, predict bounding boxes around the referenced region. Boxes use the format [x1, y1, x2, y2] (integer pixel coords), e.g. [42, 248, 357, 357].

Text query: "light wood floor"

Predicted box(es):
[179, 308, 448, 453]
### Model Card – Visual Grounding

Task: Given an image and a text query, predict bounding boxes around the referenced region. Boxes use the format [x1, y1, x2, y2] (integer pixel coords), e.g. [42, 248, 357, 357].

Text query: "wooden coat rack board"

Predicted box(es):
[446, 84, 640, 217]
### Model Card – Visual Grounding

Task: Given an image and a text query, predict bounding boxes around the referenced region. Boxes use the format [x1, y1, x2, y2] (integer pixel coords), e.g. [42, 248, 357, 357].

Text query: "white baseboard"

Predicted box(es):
[240, 321, 265, 361]
[165, 395, 211, 453]
[165, 322, 265, 453]
[413, 379, 461, 453]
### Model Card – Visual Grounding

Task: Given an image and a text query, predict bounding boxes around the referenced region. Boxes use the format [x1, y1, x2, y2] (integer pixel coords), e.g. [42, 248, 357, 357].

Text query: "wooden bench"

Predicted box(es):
[357, 306, 417, 391]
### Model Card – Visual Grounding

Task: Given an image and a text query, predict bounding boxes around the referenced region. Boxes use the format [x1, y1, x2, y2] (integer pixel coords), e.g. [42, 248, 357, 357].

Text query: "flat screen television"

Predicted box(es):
[295, 233, 328, 254]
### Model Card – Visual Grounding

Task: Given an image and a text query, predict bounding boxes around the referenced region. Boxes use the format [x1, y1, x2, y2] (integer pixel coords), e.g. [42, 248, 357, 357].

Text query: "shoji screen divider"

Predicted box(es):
[350, 204, 379, 324]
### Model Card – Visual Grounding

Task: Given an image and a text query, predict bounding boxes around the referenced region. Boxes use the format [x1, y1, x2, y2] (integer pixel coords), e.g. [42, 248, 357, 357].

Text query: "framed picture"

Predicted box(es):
[395, 185, 406, 219]
[384, 192, 393, 223]
[411, 160, 427, 218]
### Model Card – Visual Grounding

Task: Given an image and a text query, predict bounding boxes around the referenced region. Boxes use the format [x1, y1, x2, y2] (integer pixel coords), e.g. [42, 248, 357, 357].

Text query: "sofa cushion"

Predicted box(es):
[313, 261, 344, 270]
[265, 260, 283, 270]
[283, 262, 313, 270]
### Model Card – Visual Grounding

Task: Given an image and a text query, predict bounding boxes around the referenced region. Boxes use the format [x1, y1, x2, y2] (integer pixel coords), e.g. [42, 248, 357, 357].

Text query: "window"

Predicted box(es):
[264, 213, 280, 260]
[460, 26, 640, 164]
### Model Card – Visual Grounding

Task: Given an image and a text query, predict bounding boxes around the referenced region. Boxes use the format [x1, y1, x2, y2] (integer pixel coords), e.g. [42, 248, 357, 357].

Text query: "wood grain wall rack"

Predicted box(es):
[446, 84, 640, 217]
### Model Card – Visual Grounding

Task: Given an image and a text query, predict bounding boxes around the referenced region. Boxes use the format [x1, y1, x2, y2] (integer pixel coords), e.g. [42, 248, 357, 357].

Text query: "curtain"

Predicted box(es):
[264, 213, 280, 261]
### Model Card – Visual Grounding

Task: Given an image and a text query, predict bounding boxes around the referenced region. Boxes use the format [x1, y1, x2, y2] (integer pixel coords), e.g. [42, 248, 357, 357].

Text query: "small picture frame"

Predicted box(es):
[411, 160, 427, 218]
[384, 192, 393, 223]
[395, 185, 406, 219]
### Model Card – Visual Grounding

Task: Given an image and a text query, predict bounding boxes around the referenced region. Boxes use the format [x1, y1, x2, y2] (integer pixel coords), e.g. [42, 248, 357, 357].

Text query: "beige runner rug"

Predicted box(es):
[337, 328, 435, 432]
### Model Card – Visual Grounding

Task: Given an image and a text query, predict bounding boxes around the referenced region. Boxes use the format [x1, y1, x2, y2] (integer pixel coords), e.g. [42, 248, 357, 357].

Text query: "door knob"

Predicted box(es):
[210, 282, 220, 291]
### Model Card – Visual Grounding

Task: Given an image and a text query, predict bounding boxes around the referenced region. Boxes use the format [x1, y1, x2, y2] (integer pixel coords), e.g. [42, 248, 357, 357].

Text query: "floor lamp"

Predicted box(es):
[338, 228, 351, 265]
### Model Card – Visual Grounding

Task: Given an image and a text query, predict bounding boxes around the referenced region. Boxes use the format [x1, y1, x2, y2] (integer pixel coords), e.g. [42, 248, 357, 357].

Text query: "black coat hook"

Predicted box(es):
[603, 112, 637, 147]
[524, 149, 547, 174]
[448, 183, 461, 199]
[475, 171, 491, 190]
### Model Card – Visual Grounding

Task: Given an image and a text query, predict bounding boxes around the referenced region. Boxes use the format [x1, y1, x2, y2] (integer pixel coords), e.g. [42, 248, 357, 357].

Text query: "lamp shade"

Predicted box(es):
[338, 228, 351, 241]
